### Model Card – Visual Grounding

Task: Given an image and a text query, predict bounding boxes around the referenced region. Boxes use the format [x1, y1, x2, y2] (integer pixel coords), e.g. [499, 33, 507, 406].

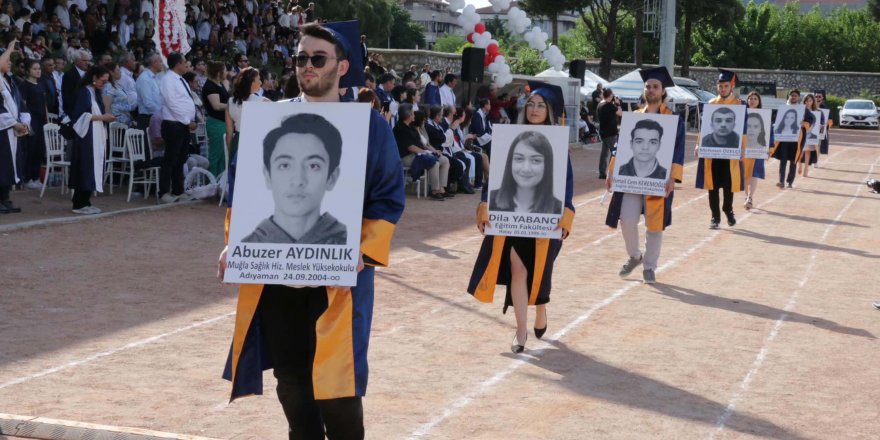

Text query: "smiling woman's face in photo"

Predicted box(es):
[511, 141, 545, 189]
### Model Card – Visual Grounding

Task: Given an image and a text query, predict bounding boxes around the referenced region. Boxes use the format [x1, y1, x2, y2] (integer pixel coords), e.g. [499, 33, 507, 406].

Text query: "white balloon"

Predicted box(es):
[448, 0, 465, 11]
[494, 55, 506, 66]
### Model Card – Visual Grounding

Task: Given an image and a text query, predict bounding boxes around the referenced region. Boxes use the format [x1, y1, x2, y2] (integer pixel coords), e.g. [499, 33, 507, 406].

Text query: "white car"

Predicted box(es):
[839, 99, 880, 129]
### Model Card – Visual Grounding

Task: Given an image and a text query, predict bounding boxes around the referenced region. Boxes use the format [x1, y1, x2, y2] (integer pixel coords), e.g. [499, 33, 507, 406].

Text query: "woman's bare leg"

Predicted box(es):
[803, 151, 811, 177]
[509, 248, 529, 346]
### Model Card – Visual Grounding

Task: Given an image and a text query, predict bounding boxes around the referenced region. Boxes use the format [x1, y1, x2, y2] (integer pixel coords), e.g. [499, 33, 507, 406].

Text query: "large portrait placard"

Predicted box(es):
[698, 104, 746, 160]
[486, 124, 569, 239]
[744, 108, 773, 159]
[806, 110, 822, 146]
[224, 102, 370, 286]
[611, 112, 679, 197]
[820, 108, 830, 140]
[773, 104, 805, 143]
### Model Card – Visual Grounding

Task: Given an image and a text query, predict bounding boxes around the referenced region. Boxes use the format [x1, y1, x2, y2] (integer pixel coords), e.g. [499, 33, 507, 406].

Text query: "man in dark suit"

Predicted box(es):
[39, 57, 59, 115]
[61, 49, 91, 117]
[469, 97, 492, 156]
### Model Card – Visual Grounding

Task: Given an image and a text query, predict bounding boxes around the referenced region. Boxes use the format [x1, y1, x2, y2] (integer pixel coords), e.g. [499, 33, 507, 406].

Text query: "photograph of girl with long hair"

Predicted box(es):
[488, 130, 562, 214]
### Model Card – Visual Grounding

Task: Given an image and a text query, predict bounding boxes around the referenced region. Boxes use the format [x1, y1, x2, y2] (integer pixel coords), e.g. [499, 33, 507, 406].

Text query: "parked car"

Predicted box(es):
[838, 99, 879, 129]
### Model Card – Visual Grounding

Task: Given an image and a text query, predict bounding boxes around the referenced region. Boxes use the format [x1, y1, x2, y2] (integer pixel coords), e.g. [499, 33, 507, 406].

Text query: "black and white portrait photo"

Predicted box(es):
[611, 112, 679, 197]
[773, 104, 805, 143]
[698, 104, 746, 160]
[744, 108, 772, 159]
[487, 124, 569, 239]
[225, 102, 371, 286]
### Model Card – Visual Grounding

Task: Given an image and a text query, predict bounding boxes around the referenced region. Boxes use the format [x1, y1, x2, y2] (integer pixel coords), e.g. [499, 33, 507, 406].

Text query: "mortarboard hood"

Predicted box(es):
[324, 20, 365, 89]
[527, 80, 565, 118]
[638, 67, 675, 88]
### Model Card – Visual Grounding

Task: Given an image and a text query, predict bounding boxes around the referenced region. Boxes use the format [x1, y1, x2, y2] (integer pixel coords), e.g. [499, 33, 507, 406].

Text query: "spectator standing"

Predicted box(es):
[69, 66, 116, 214]
[225, 67, 267, 165]
[192, 58, 208, 90]
[135, 52, 162, 130]
[62, 49, 91, 117]
[202, 60, 229, 176]
[360, 34, 368, 67]
[422, 70, 441, 106]
[0, 40, 27, 214]
[439, 73, 456, 108]
[596, 88, 622, 179]
[102, 62, 135, 126]
[39, 57, 59, 115]
[589, 83, 603, 119]
[52, 56, 65, 112]
[469, 97, 492, 156]
[305, 2, 315, 22]
[118, 52, 138, 101]
[158, 52, 197, 203]
[20, 59, 47, 190]
[55, 0, 71, 30]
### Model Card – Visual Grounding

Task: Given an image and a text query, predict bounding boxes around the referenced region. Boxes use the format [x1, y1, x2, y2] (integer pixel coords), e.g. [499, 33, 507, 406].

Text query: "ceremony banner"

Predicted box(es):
[698, 104, 746, 160]
[611, 112, 679, 197]
[224, 102, 370, 286]
[773, 104, 805, 143]
[744, 109, 773, 159]
[486, 124, 569, 239]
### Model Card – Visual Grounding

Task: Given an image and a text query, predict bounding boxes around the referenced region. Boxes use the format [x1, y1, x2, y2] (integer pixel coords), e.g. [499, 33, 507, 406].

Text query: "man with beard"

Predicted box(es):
[217, 21, 404, 440]
[695, 69, 745, 230]
[605, 67, 685, 285]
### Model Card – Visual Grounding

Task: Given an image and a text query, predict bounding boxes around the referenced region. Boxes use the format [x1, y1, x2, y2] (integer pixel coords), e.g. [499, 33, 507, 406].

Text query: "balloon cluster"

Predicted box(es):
[446, 0, 567, 88]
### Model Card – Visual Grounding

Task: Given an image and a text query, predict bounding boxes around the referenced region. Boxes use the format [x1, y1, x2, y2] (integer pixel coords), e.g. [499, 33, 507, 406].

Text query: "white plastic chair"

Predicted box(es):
[103, 122, 130, 193]
[124, 128, 160, 202]
[40, 123, 70, 198]
[402, 166, 427, 199]
[195, 122, 208, 156]
[47, 112, 59, 124]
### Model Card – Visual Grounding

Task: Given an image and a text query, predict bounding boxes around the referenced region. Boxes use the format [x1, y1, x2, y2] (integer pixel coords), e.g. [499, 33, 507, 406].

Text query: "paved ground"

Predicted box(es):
[0, 128, 878, 439]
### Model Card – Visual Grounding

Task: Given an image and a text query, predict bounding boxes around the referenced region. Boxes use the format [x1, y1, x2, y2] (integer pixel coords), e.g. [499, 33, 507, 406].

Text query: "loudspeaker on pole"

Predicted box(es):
[461, 47, 486, 83]
[569, 59, 586, 86]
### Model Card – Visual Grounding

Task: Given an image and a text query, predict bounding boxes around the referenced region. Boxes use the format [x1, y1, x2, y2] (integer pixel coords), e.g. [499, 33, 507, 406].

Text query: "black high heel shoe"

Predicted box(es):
[534, 308, 547, 339]
[510, 332, 526, 354]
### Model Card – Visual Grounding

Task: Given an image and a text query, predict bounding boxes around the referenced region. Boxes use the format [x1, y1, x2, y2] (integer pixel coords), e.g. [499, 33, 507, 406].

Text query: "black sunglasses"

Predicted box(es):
[295, 54, 341, 68]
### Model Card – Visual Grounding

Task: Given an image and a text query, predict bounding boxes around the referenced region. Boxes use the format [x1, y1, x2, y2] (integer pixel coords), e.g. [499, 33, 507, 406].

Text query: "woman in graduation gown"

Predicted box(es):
[468, 83, 575, 353]
[69, 65, 116, 214]
[0, 39, 30, 214]
[770, 89, 814, 189]
[742, 91, 770, 210]
[798, 93, 821, 177]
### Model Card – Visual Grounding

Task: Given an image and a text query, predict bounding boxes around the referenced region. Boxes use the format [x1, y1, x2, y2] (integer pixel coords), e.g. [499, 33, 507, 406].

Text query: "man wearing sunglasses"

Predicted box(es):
[218, 21, 404, 440]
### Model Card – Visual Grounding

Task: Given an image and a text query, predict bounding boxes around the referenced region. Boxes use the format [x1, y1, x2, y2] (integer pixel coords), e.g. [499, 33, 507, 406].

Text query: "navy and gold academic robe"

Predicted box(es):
[0, 79, 26, 188]
[819, 104, 831, 155]
[69, 87, 106, 193]
[605, 103, 685, 232]
[801, 109, 827, 166]
[770, 108, 815, 163]
[695, 96, 745, 192]
[467, 155, 575, 310]
[743, 127, 771, 181]
[222, 108, 405, 402]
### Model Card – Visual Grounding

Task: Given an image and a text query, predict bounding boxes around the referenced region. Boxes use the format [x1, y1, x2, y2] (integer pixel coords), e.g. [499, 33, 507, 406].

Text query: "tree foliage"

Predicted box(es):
[320, 0, 424, 49]
[677, 0, 744, 76]
[508, 45, 549, 76]
[433, 35, 469, 54]
[692, 1, 880, 72]
[519, 0, 584, 46]
[576, 0, 631, 79]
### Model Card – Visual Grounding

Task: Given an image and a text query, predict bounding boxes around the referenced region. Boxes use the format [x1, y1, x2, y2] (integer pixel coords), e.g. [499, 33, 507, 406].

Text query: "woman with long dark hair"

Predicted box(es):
[19, 59, 48, 190]
[770, 89, 814, 188]
[202, 61, 229, 176]
[799, 93, 820, 177]
[69, 65, 116, 214]
[468, 85, 575, 353]
[225, 67, 268, 162]
[742, 91, 769, 209]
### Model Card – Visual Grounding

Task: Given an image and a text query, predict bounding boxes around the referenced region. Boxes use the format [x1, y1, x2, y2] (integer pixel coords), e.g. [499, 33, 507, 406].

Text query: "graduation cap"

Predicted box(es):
[527, 80, 565, 118]
[324, 20, 365, 89]
[638, 66, 675, 88]
[717, 68, 737, 84]
[813, 89, 826, 97]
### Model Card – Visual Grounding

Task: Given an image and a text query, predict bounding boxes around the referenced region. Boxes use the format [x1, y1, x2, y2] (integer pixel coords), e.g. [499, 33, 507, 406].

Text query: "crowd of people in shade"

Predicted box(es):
[0, 0, 335, 214]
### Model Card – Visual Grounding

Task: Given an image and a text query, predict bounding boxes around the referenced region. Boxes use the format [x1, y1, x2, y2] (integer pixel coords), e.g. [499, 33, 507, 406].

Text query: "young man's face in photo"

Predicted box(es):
[711, 111, 736, 136]
[632, 128, 661, 163]
[264, 133, 339, 219]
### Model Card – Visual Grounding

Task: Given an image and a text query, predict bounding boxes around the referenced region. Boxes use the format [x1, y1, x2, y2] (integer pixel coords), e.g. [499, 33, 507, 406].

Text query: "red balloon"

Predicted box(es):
[487, 43, 499, 55]
[467, 33, 474, 44]
[474, 22, 486, 34]
[484, 54, 493, 67]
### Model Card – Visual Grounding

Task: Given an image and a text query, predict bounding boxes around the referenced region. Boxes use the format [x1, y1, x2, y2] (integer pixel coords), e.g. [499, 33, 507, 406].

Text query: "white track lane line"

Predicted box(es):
[0, 312, 235, 391]
[707, 157, 878, 439]
[404, 184, 796, 439]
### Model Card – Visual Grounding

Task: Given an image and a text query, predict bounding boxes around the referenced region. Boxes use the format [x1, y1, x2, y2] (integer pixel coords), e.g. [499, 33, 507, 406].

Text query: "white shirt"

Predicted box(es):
[140, 0, 153, 18]
[119, 67, 138, 106]
[278, 13, 290, 28]
[160, 70, 196, 124]
[55, 5, 70, 29]
[228, 94, 269, 131]
[440, 84, 456, 108]
[223, 12, 238, 30]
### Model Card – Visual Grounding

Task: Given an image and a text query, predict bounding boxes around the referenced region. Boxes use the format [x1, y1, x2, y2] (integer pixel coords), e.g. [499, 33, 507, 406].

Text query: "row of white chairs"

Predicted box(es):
[39, 124, 160, 202]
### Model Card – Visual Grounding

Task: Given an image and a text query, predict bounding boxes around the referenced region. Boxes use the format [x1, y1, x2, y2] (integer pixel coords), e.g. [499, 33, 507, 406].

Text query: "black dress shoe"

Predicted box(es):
[709, 218, 720, 229]
[534, 308, 547, 339]
[0, 200, 21, 213]
[510, 333, 526, 354]
[442, 192, 455, 199]
[726, 211, 736, 227]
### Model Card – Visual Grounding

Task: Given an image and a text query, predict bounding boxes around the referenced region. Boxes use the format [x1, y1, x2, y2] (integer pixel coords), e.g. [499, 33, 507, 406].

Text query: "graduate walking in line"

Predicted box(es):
[770, 89, 815, 189]
[468, 82, 575, 353]
[695, 69, 745, 229]
[605, 67, 686, 285]
[742, 91, 771, 210]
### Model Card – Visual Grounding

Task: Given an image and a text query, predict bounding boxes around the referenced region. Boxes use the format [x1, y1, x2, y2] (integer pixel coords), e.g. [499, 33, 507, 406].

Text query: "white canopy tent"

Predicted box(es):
[606, 69, 699, 127]
[536, 67, 610, 100]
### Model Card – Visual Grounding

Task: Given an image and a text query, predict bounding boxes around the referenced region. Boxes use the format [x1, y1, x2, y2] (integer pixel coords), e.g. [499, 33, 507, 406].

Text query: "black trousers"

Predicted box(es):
[0, 185, 9, 201]
[159, 121, 189, 196]
[708, 159, 733, 221]
[779, 158, 796, 185]
[71, 188, 91, 209]
[24, 134, 45, 182]
[260, 285, 365, 440]
[444, 152, 464, 190]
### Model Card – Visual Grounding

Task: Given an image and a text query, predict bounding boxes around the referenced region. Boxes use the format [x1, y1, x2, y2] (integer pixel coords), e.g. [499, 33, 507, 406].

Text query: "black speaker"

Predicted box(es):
[461, 47, 485, 83]
[569, 59, 587, 85]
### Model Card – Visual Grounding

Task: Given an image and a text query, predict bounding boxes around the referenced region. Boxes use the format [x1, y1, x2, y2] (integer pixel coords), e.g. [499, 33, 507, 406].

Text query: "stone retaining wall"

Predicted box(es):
[372, 50, 880, 98]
